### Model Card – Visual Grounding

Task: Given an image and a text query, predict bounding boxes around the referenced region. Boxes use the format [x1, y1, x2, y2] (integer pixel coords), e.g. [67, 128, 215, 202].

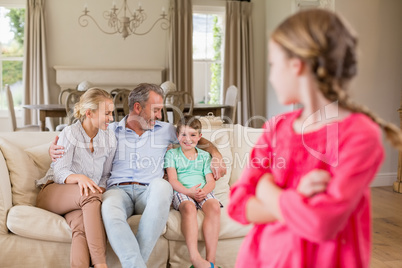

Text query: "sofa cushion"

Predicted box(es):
[24, 142, 52, 176]
[0, 138, 41, 206]
[7, 205, 72, 243]
[164, 195, 251, 241]
[6, 205, 165, 243]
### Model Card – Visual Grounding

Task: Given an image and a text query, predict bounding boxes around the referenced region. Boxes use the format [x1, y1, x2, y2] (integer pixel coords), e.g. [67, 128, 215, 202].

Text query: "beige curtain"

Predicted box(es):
[23, 0, 50, 126]
[223, 1, 255, 126]
[168, 0, 193, 97]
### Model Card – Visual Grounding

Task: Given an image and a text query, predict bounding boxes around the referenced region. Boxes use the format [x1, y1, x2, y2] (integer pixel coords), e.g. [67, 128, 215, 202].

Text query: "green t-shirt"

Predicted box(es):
[164, 147, 212, 189]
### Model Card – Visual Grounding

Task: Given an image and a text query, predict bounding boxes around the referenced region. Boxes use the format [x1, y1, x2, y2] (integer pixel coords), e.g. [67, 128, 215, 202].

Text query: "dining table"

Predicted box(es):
[187, 103, 231, 117]
[22, 104, 66, 131]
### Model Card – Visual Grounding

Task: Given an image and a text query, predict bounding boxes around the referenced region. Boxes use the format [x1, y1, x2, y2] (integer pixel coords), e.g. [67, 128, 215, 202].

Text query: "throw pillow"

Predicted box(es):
[0, 138, 41, 206]
[24, 142, 52, 177]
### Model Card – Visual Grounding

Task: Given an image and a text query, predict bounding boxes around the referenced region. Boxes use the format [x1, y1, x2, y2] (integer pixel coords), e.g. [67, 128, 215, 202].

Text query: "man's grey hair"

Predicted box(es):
[128, 83, 164, 112]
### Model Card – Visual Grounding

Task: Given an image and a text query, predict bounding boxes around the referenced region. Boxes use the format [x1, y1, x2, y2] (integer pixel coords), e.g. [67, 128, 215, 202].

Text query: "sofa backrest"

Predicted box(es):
[200, 124, 264, 188]
[0, 124, 264, 233]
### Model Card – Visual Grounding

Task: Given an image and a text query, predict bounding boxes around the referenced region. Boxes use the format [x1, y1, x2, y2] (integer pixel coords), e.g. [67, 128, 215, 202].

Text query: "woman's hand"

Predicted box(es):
[297, 169, 331, 197]
[76, 175, 103, 196]
[65, 174, 103, 196]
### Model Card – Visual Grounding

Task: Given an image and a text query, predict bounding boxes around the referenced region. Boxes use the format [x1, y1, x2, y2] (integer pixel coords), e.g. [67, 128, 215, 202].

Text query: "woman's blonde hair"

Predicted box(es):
[73, 88, 113, 122]
[271, 9, 402, 150]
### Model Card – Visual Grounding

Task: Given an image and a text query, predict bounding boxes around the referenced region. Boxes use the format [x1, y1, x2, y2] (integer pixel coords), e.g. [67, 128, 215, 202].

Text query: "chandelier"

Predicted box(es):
[78, 0, 170, 39]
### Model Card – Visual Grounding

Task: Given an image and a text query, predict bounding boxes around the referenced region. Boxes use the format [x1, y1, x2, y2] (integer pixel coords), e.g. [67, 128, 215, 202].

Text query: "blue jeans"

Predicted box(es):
[101, 179, 173, 268]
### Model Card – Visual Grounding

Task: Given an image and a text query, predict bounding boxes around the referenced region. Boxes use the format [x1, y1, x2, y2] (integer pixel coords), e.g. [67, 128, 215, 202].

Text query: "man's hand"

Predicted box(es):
[211, 156, 227, 181]
[49, 136, 64, 162]
[297, 169, 331, 197]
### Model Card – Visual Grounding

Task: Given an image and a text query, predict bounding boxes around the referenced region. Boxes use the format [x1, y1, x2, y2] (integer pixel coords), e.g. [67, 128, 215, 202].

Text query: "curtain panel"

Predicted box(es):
[23, 0, 50, 126]
[168, 0, 193, 98]
[223, 1, 255, 126]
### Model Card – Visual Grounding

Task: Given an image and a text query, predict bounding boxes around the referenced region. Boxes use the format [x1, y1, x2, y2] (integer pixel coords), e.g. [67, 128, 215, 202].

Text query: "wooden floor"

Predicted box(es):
[371, 186, 402, 267]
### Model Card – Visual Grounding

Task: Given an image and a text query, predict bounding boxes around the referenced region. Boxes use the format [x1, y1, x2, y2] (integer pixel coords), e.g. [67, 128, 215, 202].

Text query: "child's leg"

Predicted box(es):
[179, 201, 210, 268]
[201, 199, 221, 264]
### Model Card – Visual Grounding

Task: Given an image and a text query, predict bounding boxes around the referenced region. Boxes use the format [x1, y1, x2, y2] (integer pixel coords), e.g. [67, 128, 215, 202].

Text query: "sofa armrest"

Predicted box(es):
[0, 150, 12, 235]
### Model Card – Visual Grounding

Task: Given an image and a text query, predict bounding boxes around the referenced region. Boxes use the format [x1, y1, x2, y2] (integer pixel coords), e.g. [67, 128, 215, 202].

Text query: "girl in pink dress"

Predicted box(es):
[228, 9, 402, 268]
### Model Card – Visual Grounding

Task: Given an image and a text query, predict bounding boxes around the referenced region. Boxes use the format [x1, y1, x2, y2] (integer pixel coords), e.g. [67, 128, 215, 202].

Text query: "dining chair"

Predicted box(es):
[5, 84, 41, 132]
[55, 88, 78, 131]
[222, 85, 239, 124]
[64, 90, 85, 125]
[58, 88, 76, 105]
[111, 88, 130, 121]
[163, 91, 194, 125]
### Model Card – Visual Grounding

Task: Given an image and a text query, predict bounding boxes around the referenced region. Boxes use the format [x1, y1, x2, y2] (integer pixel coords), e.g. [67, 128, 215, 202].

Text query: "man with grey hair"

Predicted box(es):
[50, 83, 226, 268]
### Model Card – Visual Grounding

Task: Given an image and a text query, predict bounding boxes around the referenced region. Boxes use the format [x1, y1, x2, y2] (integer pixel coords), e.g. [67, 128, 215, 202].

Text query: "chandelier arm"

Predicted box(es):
[129, 17, 170, 36]
[79, 13, 120, 35]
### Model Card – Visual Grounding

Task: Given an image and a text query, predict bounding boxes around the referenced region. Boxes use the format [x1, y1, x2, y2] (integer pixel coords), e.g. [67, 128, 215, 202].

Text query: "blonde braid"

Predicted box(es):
[330, 83, 402, 151]
[273, 9, 402, 151]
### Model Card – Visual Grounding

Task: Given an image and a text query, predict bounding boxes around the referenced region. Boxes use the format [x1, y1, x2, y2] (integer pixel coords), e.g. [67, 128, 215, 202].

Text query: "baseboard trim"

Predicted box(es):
[370, 173, 397, 187]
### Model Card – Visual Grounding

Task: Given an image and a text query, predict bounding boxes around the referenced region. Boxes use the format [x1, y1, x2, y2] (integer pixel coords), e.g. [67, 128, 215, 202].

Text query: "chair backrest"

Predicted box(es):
[65, 91, 85, 125]
[58, 88, 76, 104]
[160, 81, 177, 94]
[163, 91, 194, 125]
[223, 85, 239, 124]
[5, 84, 17, 131]
[111, 88, 131, 121]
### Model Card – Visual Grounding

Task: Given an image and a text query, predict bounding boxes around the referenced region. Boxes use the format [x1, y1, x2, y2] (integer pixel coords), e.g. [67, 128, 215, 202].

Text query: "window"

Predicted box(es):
[0, 0, 25, 111]
[193, 5, 225, 104]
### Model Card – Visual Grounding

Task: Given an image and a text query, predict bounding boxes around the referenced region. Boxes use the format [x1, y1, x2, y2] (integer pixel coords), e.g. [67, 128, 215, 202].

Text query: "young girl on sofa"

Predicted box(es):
[36, 88, 117, 268]
[228, 9, 402, 268]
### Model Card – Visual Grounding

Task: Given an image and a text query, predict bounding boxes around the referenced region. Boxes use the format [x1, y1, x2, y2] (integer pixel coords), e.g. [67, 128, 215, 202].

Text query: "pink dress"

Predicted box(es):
[228, 110, 384, 268]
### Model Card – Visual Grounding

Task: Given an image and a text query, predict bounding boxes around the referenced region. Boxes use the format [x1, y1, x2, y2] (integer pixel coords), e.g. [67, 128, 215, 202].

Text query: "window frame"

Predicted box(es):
[0, 0, 26, 116]
[192, 3, 225, 104]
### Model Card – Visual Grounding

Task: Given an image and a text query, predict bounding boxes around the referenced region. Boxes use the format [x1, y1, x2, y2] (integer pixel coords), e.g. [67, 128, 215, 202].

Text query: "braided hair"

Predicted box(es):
[271, 9, 402, 150]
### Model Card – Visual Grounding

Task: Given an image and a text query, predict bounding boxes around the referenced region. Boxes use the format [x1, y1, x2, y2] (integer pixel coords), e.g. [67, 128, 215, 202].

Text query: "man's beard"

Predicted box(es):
[138, 111, 154, 130]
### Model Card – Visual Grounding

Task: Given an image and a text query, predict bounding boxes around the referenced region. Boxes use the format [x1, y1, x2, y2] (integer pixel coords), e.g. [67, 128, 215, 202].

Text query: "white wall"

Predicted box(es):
[45, 0, 170, 103]
[44, 0, 267, 118]
[264, 0, 402, 185]
[336, 0, 402, 185]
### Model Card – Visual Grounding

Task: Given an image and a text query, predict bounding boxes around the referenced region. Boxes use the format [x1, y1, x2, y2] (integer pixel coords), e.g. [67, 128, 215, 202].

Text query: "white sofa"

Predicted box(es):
[0, 124, 263, 268]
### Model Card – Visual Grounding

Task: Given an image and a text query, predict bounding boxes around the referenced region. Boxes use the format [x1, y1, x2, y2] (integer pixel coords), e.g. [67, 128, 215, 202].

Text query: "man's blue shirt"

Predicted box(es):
[107, 116, 177, 188]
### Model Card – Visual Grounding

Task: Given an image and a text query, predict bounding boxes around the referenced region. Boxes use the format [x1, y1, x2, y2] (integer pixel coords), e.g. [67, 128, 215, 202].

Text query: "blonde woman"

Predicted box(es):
[228, 9, 402, 268]
[36, 88, 116, 268]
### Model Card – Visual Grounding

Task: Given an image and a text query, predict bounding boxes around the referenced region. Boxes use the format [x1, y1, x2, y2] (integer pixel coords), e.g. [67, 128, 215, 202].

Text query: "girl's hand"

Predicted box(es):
[297, 169, 331, 197]
[76, 175, 103, 196]
[256, 173, 275, 200]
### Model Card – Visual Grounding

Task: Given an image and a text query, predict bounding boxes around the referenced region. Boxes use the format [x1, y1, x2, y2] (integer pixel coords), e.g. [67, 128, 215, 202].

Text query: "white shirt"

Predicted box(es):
[36, 121, 117, 188]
